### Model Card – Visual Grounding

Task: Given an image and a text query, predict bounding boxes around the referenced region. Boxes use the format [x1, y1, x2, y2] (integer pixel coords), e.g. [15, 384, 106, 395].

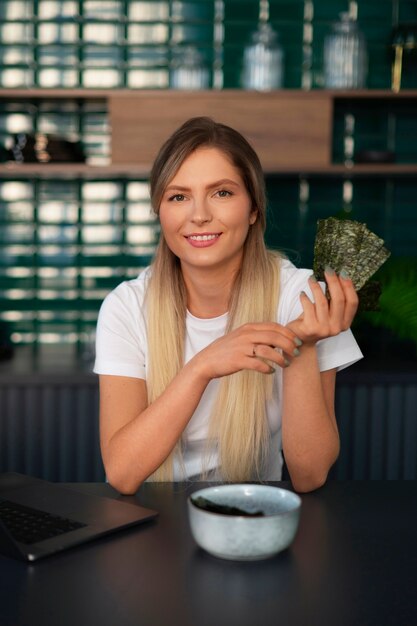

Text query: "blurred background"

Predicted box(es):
[0, 0, 416, 482]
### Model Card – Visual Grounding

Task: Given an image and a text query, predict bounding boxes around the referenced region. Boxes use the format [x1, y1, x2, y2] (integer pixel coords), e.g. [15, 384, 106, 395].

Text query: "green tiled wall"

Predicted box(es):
[265, 176, 417, 266]
[333, 99, 417, 163]
[1, 0, 417, 89]
[0, 176, 158, 350]
[0, 99, 109, 164]
[0, 1, 417, 352]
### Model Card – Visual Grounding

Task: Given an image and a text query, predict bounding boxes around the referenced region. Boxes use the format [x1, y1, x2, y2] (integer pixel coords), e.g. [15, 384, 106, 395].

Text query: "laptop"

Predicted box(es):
[0, 472, 158, 562]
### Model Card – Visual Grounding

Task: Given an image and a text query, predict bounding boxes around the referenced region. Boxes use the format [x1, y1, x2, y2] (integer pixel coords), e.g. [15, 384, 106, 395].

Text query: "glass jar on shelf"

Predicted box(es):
[323, 13, 368, 89]
[170, 46, 210, 90]
[242, 22, 284, 91]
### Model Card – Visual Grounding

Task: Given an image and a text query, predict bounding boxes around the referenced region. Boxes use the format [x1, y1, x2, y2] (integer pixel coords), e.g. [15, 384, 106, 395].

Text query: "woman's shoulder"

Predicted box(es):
[279, 258, 314, 291]
[101, 266, 151, 311]
[277, 257, 315, 323]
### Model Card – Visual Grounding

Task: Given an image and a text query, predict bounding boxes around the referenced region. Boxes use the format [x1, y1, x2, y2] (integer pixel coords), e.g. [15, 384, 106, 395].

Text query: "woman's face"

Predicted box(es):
[158, 146, 257, 275]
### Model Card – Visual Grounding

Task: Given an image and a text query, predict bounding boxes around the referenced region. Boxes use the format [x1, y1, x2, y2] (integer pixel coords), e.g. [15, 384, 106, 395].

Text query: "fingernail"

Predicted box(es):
[283, 359, 290, 368]
[294, 337, 303, 346]
[339, 268, 350, 280]
[309, 274, 318, 283]
[293, 348, 300, 357]
[324, 265, 335, 276]
[268, 366, 276, 374]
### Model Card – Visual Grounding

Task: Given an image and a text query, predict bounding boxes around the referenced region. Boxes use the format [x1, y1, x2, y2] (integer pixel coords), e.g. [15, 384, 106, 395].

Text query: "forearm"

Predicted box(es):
[102, 360, 210, 493]
[282, 345, 339, 492]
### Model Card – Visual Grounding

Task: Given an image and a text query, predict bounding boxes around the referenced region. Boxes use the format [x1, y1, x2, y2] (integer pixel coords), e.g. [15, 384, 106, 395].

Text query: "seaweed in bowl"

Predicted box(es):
[188, 484, 301, 561]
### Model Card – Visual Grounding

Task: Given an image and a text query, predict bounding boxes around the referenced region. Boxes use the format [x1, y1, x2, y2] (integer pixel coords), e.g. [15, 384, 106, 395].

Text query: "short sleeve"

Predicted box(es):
[93, 281, 147, 379]
[278, 259, 363, 372]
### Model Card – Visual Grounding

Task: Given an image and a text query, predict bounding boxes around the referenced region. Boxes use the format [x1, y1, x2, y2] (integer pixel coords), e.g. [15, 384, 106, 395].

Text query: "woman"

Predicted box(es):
[94, 117, 362, 494]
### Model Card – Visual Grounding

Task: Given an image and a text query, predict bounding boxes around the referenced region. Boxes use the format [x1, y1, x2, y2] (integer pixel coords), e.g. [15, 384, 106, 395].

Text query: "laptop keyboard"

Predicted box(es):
[0, 499, 87, 545]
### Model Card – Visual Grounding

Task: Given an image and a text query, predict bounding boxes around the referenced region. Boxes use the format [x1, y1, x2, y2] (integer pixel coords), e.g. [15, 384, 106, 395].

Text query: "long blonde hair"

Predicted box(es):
[146, 117, 282, 481]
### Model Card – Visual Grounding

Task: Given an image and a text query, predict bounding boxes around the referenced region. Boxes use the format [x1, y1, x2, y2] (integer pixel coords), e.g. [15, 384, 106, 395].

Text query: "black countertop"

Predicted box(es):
[1, 344, 416, 384]
[0, 480, 416, 626]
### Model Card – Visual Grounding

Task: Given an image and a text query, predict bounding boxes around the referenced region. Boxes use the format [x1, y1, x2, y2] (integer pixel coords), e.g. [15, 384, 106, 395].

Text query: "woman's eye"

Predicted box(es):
[216, 189, 232, 198]
[168, 194, 185, 202]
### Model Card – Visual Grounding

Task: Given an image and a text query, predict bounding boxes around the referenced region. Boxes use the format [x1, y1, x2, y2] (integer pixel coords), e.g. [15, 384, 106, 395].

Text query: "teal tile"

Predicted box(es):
[360, 22, 393, 44]
[224, 22, 258, 45]
[269, 1, 305, 22]
[393, 179, 417, 202]
[224, 2, 259, 22]
[356, 1, 394, 21]
[307, 178, 340, 204]
[398, 57, 417, 89]
[312, 1, 351, 22]
[398, 1, 417, 21]
[351, 178, 387, 200]
[170, 23, 214, 44]
[273, 22, 303, 46]
[170, 1, 215, 21]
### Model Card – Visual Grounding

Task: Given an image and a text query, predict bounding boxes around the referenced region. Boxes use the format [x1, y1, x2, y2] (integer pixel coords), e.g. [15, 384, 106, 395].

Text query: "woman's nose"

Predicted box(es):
[190, 198, 212, 225]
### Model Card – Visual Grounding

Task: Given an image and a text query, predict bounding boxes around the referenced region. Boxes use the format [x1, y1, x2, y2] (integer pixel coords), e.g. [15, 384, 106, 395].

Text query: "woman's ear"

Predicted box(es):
[249, 209, 258, 225]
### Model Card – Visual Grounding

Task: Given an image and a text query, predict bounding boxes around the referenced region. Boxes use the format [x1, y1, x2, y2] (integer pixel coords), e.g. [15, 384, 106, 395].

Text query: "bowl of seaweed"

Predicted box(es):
[188, 484, 301, 561]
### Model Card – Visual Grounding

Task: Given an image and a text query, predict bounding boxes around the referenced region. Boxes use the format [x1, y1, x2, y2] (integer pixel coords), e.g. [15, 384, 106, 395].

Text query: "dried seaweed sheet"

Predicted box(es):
[313, 217, 391, 310]
[357, 281, 382, 311]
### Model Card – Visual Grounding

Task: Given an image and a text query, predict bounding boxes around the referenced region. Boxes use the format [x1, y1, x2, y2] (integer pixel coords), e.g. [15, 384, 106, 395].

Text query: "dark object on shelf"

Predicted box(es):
[0, 323, 13, 361]
[391, 22, 417, 92]
[0, 144, 10, 163]
[7, 133, 85, 164]
[354, 150, 395, 164]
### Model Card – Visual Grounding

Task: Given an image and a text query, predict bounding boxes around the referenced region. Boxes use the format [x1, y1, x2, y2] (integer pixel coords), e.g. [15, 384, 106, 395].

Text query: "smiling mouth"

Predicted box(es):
[185, 233, 222, 248]
[186, 234, 221, 242]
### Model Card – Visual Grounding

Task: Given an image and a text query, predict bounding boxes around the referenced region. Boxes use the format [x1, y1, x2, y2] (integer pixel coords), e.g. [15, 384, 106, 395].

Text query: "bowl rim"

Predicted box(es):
[188, 483, 301, 519]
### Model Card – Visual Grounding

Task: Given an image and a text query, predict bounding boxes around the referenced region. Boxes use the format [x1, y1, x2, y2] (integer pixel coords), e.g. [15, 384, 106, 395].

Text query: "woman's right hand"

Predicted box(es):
[192, 322, 302, 382]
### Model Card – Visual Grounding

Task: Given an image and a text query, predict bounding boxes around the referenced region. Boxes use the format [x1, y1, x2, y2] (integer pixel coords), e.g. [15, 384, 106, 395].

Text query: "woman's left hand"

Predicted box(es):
[286, 268, 359, 345]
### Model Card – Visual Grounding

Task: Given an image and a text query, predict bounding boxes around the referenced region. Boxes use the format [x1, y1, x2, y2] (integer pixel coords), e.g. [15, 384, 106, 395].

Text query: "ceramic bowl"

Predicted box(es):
[187, 484, 301, 561]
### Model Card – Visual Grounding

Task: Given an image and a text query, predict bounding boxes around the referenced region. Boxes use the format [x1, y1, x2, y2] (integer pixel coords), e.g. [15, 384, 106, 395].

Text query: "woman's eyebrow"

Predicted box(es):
[165, 178, 240, 193]
[206, 178, 241, 190]
[164, 184, 190, 192]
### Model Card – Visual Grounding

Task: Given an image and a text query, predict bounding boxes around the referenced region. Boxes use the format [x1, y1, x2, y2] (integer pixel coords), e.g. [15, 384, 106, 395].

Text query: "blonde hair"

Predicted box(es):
[146, 117, 282, 481]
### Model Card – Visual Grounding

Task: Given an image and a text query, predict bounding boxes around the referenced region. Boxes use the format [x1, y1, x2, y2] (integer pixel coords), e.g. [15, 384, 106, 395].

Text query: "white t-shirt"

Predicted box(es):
[94, 259, 363, 480]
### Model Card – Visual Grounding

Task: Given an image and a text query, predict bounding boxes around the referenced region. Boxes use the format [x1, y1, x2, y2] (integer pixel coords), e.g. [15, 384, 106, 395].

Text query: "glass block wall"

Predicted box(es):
[265, 176, 417, 266]
[0, 0, 417, 355]
[1, 0, 417, 90]
[0, 176, 158, 351]
[0, 99, 109, 164]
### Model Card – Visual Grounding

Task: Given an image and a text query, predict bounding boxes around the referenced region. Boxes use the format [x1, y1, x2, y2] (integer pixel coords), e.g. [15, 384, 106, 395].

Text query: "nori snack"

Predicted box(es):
[354, 232, 390, 291]
[314, 218, 337, 280]
[191, 496, 264, 517]
[313, 217, 391, 310]
[357, 281, 382, 311]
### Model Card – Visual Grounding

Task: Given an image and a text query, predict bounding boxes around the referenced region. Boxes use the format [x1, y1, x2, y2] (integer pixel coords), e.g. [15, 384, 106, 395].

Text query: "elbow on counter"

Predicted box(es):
[104, 465, 145, 496]
[291, 469, 329, 494]
[287, 441, 340, 493]
[288, 452, 339, 493]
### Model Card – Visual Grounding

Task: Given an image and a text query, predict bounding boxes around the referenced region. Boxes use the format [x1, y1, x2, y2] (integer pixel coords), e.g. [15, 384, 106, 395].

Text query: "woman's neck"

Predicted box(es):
[181, 265, 238, 319]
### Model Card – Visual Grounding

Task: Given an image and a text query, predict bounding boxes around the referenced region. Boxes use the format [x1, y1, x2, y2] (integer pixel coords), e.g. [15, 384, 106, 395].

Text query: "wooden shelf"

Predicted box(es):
[1, 89, 417, 177]
[2, 162, 417, 178]
[280, 164, 417, 176]
[1, 88, 417, 99]
[0, 163, 150, 178]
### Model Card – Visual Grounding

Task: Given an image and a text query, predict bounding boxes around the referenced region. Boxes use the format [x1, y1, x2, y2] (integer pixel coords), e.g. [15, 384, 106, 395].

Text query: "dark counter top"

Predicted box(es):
[1, 345, 416, 384]
[1, 480, 416, 626]
[0, 346, 96, 383]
